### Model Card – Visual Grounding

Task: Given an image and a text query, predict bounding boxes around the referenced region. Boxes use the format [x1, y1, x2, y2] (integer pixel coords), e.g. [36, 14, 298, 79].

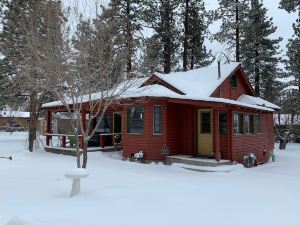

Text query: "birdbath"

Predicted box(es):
[65, 168, 89, 197]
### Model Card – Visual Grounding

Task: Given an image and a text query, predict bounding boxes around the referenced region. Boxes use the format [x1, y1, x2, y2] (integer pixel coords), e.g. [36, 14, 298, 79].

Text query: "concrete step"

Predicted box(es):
[165, 155, 233, 167]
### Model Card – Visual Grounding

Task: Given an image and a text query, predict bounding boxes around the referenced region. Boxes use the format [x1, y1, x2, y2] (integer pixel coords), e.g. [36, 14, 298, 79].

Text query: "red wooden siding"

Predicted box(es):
[211, 69, 254, 100]
[166, 103, 195, 156]
[121, 100, 275, 164]
[122, 100, 168, 160]
[122, 101, 196, 160]
[231, 112, 274, 164]
[218, 110, 230, 160]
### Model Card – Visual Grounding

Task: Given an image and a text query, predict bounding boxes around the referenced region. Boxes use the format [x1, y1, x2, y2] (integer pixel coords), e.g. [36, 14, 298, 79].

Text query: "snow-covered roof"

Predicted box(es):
[154, 62, 241, 96]
[237, 95, 280, 110]
[0, 111, 30, 118]
[120, 84, 275, 112]
[42, 78, 148, 108]
[42, 63, 277, 112]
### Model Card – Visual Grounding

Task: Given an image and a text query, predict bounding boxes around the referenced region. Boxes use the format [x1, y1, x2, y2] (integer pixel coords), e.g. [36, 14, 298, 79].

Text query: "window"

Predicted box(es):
[231, 75, 237, 88]
[219, 112, 227, 135]
[153, 106, 162, 134]
[201, 112, 211, 133]
[234, 113, 244, 134]
[256, 115, 261, 133]
[96, 114, 112, 133]
[127, 106, 144, 134]
[245, 114, 254, 134]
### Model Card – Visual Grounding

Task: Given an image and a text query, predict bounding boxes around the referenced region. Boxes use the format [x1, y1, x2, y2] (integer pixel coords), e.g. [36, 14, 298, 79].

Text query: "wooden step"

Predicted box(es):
[165, 155, 232, 167]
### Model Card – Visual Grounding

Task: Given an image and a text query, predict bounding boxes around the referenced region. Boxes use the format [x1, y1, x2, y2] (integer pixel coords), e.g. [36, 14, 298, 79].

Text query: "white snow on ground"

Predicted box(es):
[1, 132, 300, 225]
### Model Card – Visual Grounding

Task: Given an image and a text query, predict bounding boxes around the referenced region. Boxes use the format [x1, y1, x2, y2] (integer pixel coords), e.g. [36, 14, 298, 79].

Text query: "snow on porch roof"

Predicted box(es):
[153, 62, 241, 96]
[237, 94, 280, 110]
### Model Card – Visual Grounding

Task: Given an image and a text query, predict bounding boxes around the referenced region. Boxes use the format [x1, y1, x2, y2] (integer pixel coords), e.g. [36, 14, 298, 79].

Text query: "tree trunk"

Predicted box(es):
[235, 0, 240, 62]
[254, 49, 260, 96]
[82, 141, 88, 168]
[75, 131, 81, 168]
[279, 139, 287, 150]
[190, 44, 195, 70]
[182, 0, 189, 71]
[163, 1, 171, 74]
[28, 90, 39, 152]
[126, 0, 132, 74]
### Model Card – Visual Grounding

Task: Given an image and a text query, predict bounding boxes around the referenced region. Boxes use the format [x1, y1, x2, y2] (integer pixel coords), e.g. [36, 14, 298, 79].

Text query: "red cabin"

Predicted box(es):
[42, 63, 279, 164]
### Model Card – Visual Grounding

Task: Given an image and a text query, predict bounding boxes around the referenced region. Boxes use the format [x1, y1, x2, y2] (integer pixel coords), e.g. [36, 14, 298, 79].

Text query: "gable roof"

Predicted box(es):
[42, 63, 279, 112]
[150, 62, 242, 97]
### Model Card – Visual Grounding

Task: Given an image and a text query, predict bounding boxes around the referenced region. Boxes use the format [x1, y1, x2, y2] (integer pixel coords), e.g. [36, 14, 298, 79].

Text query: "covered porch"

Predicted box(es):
[44, 106, 123, 155]
[164, 99, 233, 162]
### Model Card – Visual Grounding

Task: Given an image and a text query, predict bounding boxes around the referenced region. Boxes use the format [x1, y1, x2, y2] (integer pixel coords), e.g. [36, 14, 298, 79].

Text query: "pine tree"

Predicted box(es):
[0, 0, 29, 109]
[279, 0, 300, 12]
[181, 0, 213, 70]
[241, 0, 282, 99]
[0, 0, 66, 151]
[140, 34, 164, 74]
[215, 0, 250, 62]
[142, 0, 180, 74]
[98, 0, 143, 75]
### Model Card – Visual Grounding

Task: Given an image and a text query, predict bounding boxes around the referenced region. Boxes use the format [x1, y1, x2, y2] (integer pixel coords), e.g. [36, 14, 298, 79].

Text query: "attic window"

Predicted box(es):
[231, 75, 237, 88]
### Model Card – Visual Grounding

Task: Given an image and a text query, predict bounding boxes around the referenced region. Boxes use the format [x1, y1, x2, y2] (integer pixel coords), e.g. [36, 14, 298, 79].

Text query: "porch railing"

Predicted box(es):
[45, 133, 83, 147]
[99, 133, 122, 148]
[45, 133, 122, 149]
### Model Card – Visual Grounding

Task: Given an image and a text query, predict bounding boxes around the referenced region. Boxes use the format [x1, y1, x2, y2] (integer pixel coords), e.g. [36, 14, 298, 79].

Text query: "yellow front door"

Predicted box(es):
[197, 109, 214, 156]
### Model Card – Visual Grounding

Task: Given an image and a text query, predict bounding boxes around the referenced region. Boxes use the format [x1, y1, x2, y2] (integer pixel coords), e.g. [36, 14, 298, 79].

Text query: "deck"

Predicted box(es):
[44, 145, 121, 156]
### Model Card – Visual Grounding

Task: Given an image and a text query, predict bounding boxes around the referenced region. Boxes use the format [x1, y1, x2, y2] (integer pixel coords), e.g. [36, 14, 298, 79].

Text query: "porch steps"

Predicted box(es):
[44, 145, 121, 157]
[165, 155, 233, 167]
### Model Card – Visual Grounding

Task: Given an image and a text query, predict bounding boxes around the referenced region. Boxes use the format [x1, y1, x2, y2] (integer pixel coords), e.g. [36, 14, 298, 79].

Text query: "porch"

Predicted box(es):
[44, 133, 122, 156]
[43, 103, 123, 155]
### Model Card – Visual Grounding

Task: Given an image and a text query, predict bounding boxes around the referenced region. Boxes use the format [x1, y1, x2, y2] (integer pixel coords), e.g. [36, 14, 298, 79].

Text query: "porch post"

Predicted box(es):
[228, 109, 233, 161]
[214, 109, 221, 162]
[80, 107, 87, 148]
[46, 110, 52, 146]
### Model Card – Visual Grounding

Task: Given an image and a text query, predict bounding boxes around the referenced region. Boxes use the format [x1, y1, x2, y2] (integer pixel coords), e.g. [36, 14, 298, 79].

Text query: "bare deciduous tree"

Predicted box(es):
[42, 3, 140, 168]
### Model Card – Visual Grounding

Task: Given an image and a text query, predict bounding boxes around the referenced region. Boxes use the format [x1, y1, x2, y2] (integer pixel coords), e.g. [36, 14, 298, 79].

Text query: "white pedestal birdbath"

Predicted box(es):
[65, 168, 89, 197]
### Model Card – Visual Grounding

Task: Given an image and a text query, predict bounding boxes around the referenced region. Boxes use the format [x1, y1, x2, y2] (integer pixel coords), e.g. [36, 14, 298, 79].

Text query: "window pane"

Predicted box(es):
[201, 112, 211, 133]
[245, 115, 254, 133]
[96, 114, 112, 133]
[153, 106, 162, 134]
[127, 106, 144, 134]
[249, 115, 254, 133]
[219, 112, 227, 135]
[231, 75, 237, 88]
[239, 114, 244, 134]
[234, 113, 244, 134]
[256, 115, 261, 133]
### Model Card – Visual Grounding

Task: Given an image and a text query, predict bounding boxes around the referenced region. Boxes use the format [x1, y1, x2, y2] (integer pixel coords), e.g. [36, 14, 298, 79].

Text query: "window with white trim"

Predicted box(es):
[245, 114, 254, 134]
[234, 113, 244, 134]
[153, 106, 162, 134]
[255, 115, 261, 133]
[127, 106, 144, 134]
